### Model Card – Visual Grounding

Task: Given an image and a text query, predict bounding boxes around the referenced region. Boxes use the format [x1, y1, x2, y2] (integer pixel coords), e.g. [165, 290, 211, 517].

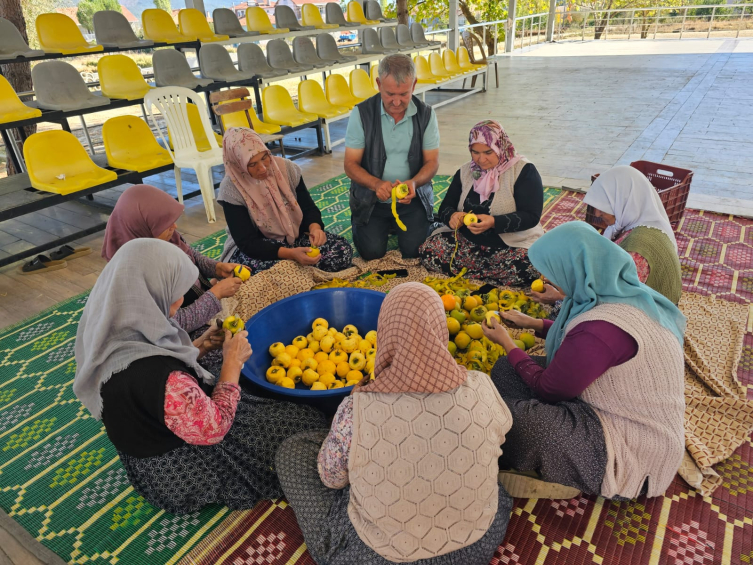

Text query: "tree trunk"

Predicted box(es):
[396, 0, 409, 25]
[0, 0, 35, 175]
[458, 1, 497, 55]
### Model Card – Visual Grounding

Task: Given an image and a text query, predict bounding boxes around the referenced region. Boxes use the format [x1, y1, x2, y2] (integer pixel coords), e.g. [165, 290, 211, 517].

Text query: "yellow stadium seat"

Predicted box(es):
[443, 49, 471, 75]
[414, 55, 442, 84]
[301, 5, 339, 29]
[370, 65, 379, 90]
[325, 74, 363, 110]
[262, 85, 317, 127]
[179, 9, 229, 42]
[349, 68, 378, 99]
[24, 130, 117, 195]
[0, 76, 41, 124]
[429, 52, 460, 79]
[218, 99, 282, 135]
[102, 116, 172, 172]
[246, 7, 288, 34]
[346, 1, 379, 24]
[167, 103, 224, 152]
[298, 80, 349, 119]
[98, 55, 153, 100]
[36, 13, 103, 54]
[142, 9, 196, 43]
[458, 46, 486, 71]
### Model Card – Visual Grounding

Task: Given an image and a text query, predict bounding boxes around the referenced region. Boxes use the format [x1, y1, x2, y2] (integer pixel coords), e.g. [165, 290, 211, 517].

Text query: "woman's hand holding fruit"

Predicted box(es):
[210, 276, 242, 299]
[466, 214, 494, 234]
[529, 283, 565, 304]
[280, 247, 321, 266]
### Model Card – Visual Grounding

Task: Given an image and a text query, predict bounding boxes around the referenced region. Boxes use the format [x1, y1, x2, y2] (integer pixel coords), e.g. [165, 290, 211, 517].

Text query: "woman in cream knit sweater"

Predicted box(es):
[484, 222, 687, 500]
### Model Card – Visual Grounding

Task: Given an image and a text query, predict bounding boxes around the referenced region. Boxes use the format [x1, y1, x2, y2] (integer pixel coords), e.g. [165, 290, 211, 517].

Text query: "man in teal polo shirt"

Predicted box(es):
[344, 54, 440, 260]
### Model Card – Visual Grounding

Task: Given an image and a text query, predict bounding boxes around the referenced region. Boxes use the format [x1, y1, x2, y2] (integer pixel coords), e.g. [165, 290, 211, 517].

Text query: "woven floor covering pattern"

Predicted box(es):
[0, 177, 750, 565]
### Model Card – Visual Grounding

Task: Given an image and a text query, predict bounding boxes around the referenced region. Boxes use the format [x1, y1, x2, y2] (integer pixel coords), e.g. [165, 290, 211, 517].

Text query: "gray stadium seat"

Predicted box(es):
[411, 23, 441, 46]
[326, 3, 356, 26]
[199, 44, 256, 82]
[274, 5, 315, 31]
[396, 24, 419, 48]
[379, 26, 411, 52]
[237, 43, 288, 79]
[266, 39, 315, 73]
[153, 49, 214, 89]
[293, 36, 335, 69]
[32, 61, 111, 111]
[212, 8, 260, 38]
[316, 33, 357, 63]
[93, 11, 154, 49]
[0, 17, 44, 60]
[362, 28, 395, 54]
[364, 0, 395, 22]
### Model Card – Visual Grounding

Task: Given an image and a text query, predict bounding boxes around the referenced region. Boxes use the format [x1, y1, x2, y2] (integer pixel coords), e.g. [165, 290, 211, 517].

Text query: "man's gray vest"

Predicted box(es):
[349, 94, 435, 226]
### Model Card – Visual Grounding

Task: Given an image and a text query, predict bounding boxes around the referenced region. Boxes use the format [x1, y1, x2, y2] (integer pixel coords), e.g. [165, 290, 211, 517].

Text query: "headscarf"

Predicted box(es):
[357, 283, 467, 394]
[468, 120, 524, 202]
[583, 165, 677, 251]
[101, 184, 190, 261]
[528, 221, 685, 364]
[74, 239, 214, 419]
[222, 127, 303, 245]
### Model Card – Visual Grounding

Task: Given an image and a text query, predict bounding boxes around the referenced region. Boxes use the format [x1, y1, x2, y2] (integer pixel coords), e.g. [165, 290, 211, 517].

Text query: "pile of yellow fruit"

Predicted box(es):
[265, 318, 376, 391]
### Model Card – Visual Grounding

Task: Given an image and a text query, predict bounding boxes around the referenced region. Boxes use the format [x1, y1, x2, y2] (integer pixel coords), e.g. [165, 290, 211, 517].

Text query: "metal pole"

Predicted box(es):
[653, 8, 661, 39]
[582, 10, 587, 41]
[505, 0, 517, 53]
[545, 0, 557, 41]
[79, 115, 96, 155]
[680, 7, 687, 39]
[448, 0, 459, 51]
[604, 10, 611, 39]
[738, 6, 746, 39]
[628, 9, 635, 39]
[707, 5, 716, 38]
[529, 17, 533, 47]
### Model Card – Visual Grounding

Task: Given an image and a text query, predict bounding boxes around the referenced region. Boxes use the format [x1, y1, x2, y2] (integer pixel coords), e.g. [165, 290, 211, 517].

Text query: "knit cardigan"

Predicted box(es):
[347, 371, 513, 562]
[566, 303, 685, 499]
[618, 226, 682, 305]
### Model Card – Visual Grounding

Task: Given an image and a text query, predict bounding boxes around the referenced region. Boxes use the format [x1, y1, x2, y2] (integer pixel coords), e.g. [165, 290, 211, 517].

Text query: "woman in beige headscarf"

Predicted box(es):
[275, 283, 514, 565]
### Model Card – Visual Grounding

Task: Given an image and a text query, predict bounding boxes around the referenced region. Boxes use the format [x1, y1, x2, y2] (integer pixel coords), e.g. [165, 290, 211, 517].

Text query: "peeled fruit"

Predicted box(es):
[327, 327, 337, 336]
[470, 306, 488, 323]
[301, 369, 320, 386]
[320, 335, 335, 353]
[317, 360, 336, 376]
[365, 358, 374, 373]
[336, 362, 351, 378]
[275, 352, 292, 369]
[358, 340, 372, 354]
[346, 380, 360, 387]
[514, 339, 526, 350]
[394, 183, 409, 199]
[463, 213, 479, 226]
[329, 380, 344, 389]
[365, 330, 377, 345]
[312, 318, 329, 330]
[306, 247, 320, 258]
[519, 333, 536, 350]
[447, 317, 461, 335]
[287, 366, 303, 383]
[302, 358, 318, 372]
[266, 366, 285, 384]
[366, 349, 376, 360]
[289, 359, 301, 369]
[485, 311, 501, 326]
[465, 323, 483, 340]
[454, 331, 471, 350]
[333, 332, 346, 343]
[306, 332, 315, 343]
[222, 316, 244, 335]
[312, 325, 329, 341]
[311, 382, 327, 391]
[340, 338, 357, 354]
[318, 373, 336, 387]
[314, 351, 329, 363]
[233, 265, 251, 281]
[309, 341, 320, 353]
[285, 345, 300, 359]
[342, 324, 358, 337]
[448, 342, 457, 355]
[278, 377, 295, 389]
[346, 370, 363, 382]
[468, 340, 485, 353]
[269, 342, 285, 358]
[292, 336, 308, 349]
[297, 348, 315, 362]
[330, 350, 348, 364]
[441, 294, 457, 311]
[531, 279, 545, 293]
[349, 351, 366, 370]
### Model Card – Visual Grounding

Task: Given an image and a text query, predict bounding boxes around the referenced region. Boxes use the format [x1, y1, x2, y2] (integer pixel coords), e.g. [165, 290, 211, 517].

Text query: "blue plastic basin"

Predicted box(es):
[241, 288, 385, 413]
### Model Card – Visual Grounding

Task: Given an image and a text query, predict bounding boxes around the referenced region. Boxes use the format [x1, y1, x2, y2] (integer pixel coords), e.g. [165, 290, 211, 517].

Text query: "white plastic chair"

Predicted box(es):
[144, 86, 222, 223]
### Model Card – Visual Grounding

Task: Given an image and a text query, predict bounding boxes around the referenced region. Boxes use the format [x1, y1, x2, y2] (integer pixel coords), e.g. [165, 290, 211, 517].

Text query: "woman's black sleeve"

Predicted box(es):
[295, 177, 324, 231]
[220, 201, 282, 261]
[437, 170, 463, 226]
[493, 163, 544, 234]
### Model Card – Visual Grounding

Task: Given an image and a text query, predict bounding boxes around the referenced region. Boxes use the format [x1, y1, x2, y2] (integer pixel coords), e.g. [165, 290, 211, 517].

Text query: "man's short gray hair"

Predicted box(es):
[377, 54, 416, 85]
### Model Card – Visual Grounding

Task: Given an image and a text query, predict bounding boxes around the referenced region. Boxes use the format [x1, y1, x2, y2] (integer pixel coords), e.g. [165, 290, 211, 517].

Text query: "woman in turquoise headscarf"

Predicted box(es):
[482, 221, 686, 501]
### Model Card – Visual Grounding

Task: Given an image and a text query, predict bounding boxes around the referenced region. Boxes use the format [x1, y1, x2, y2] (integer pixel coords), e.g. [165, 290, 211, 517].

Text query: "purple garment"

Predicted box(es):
[171, 247, 222, 333]
[508, 320, 638, 403]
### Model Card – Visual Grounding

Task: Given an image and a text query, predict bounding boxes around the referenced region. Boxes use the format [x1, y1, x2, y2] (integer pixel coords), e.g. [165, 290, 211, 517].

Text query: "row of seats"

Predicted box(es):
[415, 49, 486, 84]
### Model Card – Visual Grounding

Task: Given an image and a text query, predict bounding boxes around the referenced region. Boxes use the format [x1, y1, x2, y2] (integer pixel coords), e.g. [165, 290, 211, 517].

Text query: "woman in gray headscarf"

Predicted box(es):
[74, 239, 325, 514]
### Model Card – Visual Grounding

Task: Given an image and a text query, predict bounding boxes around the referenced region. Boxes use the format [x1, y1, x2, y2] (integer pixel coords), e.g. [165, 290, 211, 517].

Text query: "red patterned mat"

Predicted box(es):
[179, 191, 753, 565]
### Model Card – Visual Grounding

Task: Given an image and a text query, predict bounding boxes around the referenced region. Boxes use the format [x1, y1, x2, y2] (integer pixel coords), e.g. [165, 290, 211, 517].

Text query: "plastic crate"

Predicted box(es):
[585, 161, 693, 232]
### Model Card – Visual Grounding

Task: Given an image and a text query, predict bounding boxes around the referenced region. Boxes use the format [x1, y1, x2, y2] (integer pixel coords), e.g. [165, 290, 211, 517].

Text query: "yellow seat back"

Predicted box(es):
[263, 85, 317, 126]
[36, 13, 103, 54]
[414, 55, 441, 83]
[346, 1, 377, 24]
[0, 75, 41, 124]
[102, 116, 172, 172]
[168, 104, 223, 152]
[443, 49, 464, 74]
[298, 80, 348, 118]
[142, 8, 195, 43]
[179, 9, 229, 41]
[246, 7, 288, 33]
[218, 99, 282, 135]
[98, 55, 153, 100]
[429, 52, 453, 78]
[301, 4, 339, 28]
[457, 46, 483, 69]
[370, 65, 379, 90]
[325, 74, 362, 109]
[24, 130, 117, 194]
[350, 68, 378, 99]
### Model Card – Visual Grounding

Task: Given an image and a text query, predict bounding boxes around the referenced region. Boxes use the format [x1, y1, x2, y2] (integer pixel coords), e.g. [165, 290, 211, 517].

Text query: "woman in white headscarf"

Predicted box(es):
[73, 239, 325, 514]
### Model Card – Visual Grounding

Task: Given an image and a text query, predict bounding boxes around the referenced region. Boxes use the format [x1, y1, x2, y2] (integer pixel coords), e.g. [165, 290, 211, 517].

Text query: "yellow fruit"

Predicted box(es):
[346, 370, 363, 382]
[333, 332, 346, 343]
[289, 358, 301, 369]
[342, 324, 358, 337]
[275, 352, 292, 368]
[441, 294, 457, 311]
[319, 335, 335, 353]
[327, 327, 337, 336]
[302, 357, 318, 372]
[470, 305, 488, 323]
[271, 358, 284, 367]
[349, 351, 366, 370]
[330, 350, 348, 364]
[450, 309, 466, 325]
[306, 332, 315, 343]
[297, 348, 315, 362]
[519, 333, 536, 350]
[485, 311, 501, 326]
[513, 339, 526, 350]
[287, 366, 303, 383]
[466, 323, 483, 340]
[462, 296, 478, 311]
[311, 382, 327, 391]
[454, 331, 471, 350]
[463, 213, 478, 226]
[531, 279, 545, 293]
[313, 318, 329, 330]
[233, 265, 251, 281]
[312, 325, 329, 341]
[329, 380, 344, 389]
[345, 380, 360, 387]
[301, 369, 319, 386]
[318, 360, 337, 376]
[319, 373, 336, 387]
[365, 330, 377, 345]
[358, 339, 371, 354]
[309, 341, 320, 353]
[278, 377, 295, 389]
[269, 342, 285, 357]
[266, 366, 285, 384]
[285, 345, 300, 359]
[447, 317, 461, 335]
[336, 362, 351, 378]
[394, 183, 409, 199]
[468, 340, 485, 353]
[448, 341, 457, 355]
[292, 336, 308, 349]
[486, 302, 499, 312]
[307, 247, 320, 258]
[366, 348, 376, 360]
[314, 351, 329, 363]
[365, 358, 374, 373]
[340, 338, 357, 353]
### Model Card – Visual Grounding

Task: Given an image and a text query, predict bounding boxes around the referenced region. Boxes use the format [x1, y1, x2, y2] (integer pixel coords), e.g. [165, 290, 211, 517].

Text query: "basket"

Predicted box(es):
[585, 161, 693, 232]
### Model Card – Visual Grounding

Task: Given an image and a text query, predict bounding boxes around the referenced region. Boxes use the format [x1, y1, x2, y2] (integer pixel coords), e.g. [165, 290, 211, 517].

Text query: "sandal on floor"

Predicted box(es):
[498, 471, 581, 500]
[49, 245, 91, 262]
[17, 255, 68, 275]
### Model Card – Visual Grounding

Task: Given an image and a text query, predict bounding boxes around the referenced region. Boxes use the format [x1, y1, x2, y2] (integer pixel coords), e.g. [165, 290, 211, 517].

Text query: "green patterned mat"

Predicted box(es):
[0, 174, 560, 565]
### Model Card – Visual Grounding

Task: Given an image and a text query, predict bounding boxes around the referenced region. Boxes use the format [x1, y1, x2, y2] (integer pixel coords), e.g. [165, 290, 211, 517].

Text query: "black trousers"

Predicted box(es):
[351, 198, 431, 261]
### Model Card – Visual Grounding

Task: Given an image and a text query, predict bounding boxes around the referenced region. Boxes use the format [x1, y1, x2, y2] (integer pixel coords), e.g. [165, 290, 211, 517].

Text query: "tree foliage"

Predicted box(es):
[154, 0, 171, 12]
[76, 0, 120, 32]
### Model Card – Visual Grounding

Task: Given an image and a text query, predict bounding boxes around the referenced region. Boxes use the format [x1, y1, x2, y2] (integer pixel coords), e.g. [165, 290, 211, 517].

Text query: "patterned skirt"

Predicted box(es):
[419, 232, 540, 288]
[118, 392, 326, 515]
[275, 430, 513, 565]
[230, 231, 353, 276]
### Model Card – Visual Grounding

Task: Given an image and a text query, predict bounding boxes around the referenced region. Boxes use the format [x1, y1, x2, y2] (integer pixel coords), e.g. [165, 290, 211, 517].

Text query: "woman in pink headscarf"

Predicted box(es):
[419, 120, 544, 287]
[218, 128, 352, 274]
